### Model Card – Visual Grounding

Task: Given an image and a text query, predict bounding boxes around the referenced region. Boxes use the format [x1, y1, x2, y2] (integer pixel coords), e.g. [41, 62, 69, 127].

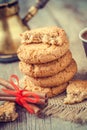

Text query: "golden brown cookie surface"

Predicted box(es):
[17, 42, 69, 64]
[64, 80, 87, 104]
[17, 26, 69, 64]
[20, 77, 68, 98]
[0, 102, 18, 122]
[27, 59, 77, 87]
[21, 26, 69, 46]
[19, 50, 72, 77]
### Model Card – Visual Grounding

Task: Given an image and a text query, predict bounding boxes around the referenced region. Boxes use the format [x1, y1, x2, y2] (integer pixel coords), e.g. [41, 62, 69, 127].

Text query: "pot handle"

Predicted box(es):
[22, 0, 49, 24]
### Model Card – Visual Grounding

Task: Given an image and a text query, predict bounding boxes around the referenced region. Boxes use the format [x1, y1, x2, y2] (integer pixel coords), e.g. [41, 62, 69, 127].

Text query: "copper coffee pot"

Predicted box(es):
[0, 0, 49, 63]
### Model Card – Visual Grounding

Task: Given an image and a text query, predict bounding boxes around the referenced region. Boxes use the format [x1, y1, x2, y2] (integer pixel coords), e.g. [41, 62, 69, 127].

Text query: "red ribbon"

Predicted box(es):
[2, 75, 40, 114]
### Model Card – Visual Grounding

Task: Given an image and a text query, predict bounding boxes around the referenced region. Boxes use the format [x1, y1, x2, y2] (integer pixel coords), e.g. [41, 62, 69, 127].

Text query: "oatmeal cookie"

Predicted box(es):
[26, 59, 77, 87]
[17, 26, 69, 64]
[20, 77, 68, 98]
[21, 26, 69, 46]
[0, 102, 18, 122]
[64, 80, 87, 104]
[17, 42, 69, 64]
[19, 50, 72, 77]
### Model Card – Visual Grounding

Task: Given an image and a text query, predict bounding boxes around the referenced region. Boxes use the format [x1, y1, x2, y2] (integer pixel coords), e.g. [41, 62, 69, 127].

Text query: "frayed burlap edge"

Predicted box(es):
[42, 93, 87, 124]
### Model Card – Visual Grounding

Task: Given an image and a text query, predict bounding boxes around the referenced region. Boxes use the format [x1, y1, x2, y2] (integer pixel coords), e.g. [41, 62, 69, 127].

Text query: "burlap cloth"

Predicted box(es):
[42, 92, 87, 124]
[0, 73, 87, 123]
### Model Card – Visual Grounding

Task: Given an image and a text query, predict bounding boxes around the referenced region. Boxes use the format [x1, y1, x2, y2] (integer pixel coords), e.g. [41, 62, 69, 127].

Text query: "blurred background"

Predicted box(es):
[0, 0, 87, 65]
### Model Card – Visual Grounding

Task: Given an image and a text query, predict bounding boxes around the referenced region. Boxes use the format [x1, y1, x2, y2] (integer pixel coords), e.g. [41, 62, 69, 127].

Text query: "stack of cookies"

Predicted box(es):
[17, 27, 77, 98]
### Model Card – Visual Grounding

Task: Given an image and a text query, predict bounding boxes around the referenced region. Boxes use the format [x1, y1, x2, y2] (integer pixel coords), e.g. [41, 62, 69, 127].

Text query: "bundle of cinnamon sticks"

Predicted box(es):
[0, 76, 48, 117]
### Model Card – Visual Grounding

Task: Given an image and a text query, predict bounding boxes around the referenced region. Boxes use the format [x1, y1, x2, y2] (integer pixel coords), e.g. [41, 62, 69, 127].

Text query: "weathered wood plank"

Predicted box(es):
[0, 0, 87, 130]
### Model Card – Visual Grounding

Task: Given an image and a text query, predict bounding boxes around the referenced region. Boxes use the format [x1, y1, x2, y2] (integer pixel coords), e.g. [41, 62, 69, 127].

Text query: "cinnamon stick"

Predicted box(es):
[27, 97, 47, 105]
[0, 91, 14, 97]
[0, 94, 47, 106]
[0, 90, 47, 102]
[37, 110, 46, 118]
[27, 103, 40, 114]
[23, 91, 47, 99]
[0, 90, 47, 104]
[0, 96, 44, 114]
[0, 77, 13, 90]
[0, 96, 40, 114]
[0, 96, 15, 101]
[0, 77, 48, 115]
[0, 77, 47, 99]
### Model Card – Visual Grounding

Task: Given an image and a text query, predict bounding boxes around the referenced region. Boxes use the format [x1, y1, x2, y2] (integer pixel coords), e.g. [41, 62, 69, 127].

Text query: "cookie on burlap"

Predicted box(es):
[26, 59, 77, 87]
[0, 102, 18, 122]
[64, 80, 87, 104]
[19, 50, 72, 77]
[21, 26, 69, 45]
[20, 77, 68, 98]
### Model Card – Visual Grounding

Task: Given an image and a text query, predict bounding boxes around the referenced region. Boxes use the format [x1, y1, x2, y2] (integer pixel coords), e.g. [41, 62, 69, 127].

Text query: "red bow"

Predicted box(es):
[2, 75, 40, 114]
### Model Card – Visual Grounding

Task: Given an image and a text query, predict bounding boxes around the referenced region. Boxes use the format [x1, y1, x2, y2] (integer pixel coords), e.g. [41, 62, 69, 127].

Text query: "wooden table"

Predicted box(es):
[0, 0, 87, 129]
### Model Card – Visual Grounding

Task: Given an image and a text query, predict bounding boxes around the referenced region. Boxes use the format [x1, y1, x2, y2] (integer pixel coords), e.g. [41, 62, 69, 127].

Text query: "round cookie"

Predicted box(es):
[21, 26, 69, 46]
[26, 59, 77, 87]
[20, 77, 68, 98]
[19, 50, 72, 77]
[17, 42, 69, 64]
